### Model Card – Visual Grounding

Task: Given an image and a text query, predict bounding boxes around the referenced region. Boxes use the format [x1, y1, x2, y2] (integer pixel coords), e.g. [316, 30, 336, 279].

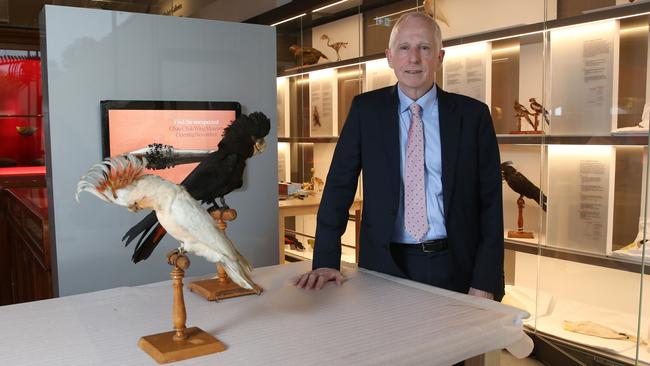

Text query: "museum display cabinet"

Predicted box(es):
[0, 44, 47, 305]
[250, 0, 650, 364]
[0, 187, 52, 305]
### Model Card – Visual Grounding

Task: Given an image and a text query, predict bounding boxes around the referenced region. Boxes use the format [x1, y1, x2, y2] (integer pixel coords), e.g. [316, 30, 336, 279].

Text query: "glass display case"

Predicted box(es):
[0, 50, 42, 169]
[0, 48, 44, 189]
[252, 1, 650, 364]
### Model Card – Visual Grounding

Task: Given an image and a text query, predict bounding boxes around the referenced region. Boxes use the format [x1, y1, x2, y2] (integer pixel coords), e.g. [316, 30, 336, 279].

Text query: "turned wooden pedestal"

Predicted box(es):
[507, 196, 534, 239]
[138, 250, 225, 364]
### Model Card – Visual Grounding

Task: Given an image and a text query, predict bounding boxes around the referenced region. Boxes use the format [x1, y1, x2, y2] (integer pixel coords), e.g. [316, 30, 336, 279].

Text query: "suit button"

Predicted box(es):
[389, 209, 397, 215]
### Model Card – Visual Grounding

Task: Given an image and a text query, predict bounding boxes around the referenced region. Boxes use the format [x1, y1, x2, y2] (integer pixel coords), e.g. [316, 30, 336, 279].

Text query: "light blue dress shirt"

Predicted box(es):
[391, 85, 447, 244]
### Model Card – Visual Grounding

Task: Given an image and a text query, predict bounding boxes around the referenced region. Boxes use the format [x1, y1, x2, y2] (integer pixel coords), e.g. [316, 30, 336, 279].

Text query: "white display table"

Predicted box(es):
[0, 261, 532, 365]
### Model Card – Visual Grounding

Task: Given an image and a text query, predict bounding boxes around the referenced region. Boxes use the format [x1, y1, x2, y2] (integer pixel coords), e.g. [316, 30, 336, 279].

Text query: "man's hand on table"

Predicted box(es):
[468, 287, 494, 300]
[292, 268, 346, 290]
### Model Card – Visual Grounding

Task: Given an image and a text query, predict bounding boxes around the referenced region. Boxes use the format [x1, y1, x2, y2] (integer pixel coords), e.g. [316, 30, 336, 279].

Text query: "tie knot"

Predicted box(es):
[409, 103, 422, 116]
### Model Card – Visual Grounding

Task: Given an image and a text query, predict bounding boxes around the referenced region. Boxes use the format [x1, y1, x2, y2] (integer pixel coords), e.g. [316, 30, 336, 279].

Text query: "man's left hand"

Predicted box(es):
[468, 287, 494, 300]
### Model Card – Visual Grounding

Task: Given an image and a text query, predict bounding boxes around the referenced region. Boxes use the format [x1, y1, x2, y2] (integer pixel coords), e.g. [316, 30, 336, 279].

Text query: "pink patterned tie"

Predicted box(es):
[404, 103, 428, 241]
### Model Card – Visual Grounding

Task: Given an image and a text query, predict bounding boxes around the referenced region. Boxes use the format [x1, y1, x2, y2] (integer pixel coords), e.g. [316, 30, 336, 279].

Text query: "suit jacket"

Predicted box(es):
[313, 84, 505, 301]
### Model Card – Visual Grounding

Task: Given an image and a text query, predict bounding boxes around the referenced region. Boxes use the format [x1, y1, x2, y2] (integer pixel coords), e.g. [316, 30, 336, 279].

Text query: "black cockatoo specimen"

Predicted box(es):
[122, 112, 271, 263]
[529, 98, 550, 126]
[500, 161, 547, 211]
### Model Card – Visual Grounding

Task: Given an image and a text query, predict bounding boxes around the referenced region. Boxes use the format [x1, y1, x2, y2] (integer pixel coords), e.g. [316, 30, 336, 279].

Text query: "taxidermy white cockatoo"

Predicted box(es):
[76, 154, 259, 293]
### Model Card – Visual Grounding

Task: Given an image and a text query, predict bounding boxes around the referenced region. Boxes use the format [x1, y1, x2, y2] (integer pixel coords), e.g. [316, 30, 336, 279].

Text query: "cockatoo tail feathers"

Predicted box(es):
[76, 155, 147, 203]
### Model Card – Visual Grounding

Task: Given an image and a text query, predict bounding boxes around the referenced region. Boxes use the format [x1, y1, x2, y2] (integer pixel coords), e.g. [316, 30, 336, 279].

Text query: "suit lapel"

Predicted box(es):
[382, 85, 401, 200]
[437, 86, 461, 219]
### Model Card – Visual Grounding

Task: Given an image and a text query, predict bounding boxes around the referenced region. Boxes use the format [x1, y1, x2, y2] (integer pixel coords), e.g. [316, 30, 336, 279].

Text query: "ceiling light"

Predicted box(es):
[271, 13, 306, 27]
[312, 0, 349, 13]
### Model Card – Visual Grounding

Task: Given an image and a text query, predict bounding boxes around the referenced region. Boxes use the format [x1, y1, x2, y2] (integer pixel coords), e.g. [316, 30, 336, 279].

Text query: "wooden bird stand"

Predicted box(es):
[138, 249, 225, 364]
[510, 106, 543, 135]
[188, 209, 262, 301]
[507, 197, 535, 239]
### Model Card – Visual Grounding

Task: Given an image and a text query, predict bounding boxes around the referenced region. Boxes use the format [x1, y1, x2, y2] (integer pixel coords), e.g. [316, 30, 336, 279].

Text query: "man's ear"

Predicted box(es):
[437, 49, 445, 69]
[385, 48, 394, 68]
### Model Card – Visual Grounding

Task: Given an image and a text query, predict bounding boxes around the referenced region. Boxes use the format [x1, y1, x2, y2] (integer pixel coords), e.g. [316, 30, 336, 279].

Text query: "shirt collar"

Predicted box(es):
[397, 83, 438, 114]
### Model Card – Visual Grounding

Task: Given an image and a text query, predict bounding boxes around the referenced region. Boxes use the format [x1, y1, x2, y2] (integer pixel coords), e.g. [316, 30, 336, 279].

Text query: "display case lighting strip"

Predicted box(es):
[271, 13, 306, 27]
[312, 0, 349, 13]
[282, 59, 366, 79]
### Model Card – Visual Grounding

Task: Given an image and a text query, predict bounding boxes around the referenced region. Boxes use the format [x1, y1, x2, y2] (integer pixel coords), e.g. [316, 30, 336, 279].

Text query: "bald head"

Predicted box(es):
[388, 12, 442, 53]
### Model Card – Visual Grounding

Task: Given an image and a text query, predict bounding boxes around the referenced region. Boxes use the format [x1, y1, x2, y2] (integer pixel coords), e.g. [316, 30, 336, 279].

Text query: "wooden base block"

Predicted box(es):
[138, 326, 225, 364]
[188, 278, 262, 301]
[509, 130, 544, 134]
[508, 230, 535, 239]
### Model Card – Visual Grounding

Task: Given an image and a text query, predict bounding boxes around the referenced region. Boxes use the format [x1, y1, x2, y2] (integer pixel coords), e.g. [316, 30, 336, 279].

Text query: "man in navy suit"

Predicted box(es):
[293, 12, 504, 302]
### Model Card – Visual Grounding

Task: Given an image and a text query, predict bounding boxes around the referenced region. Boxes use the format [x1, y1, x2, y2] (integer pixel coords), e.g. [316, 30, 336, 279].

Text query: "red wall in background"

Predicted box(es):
[0, 57, 43, 167]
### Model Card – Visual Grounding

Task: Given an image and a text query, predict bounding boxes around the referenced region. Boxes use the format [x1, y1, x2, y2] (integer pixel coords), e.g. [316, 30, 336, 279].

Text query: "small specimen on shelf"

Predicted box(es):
[289, 45, 328, 66]
[528, 98, 550, 126]
[76, 154, 260, 293]
[563, 320, 646, 344]
[284, 234, 305, 251]
[122, 112, 271, 263]
[313, 105, 321, 127]
[423, 0, 450, 26]
[16, 125, 37, 136]
[310, 167, 324, 192]
[511, 100, 541, 134]
[320, 34, 348, 62]
[501, 161, 547, 239]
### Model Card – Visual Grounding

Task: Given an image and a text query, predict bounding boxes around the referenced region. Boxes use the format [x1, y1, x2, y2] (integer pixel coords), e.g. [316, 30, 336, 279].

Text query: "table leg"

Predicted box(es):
[278, 214, 285, 264]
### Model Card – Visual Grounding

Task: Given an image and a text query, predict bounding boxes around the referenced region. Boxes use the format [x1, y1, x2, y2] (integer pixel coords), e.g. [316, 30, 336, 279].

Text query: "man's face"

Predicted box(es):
[385, 17, 444, 100]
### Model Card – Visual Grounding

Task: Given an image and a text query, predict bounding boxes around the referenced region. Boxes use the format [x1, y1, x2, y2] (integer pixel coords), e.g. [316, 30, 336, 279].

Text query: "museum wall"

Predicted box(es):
[41, 5, 278, 296]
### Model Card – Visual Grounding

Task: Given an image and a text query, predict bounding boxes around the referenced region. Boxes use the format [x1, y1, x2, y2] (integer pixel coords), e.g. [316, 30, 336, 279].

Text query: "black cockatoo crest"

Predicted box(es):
[122, 111, 271, 263]
[500, 161, 547, 211]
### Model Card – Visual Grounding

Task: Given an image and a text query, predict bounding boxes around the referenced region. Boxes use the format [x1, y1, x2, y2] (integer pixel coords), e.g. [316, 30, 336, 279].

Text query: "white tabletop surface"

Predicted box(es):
[0, 261, 531, 366]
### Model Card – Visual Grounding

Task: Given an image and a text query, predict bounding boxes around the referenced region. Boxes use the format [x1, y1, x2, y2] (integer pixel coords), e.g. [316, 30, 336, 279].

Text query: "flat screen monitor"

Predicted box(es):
[101, 100, 241, 184]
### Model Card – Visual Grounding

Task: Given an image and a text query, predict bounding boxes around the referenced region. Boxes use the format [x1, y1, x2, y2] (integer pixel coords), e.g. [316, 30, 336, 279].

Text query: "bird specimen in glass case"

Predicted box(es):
[513, 100, 536, 131]
[529, 98, 550, 127]
[16, 125, 38, 136]
[122, 112, 270, 263]
[501, 161, 547, 211]
[76, 155, 259, 293]
[320, 34, 348, 61]
[289, 45, 328, 66]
